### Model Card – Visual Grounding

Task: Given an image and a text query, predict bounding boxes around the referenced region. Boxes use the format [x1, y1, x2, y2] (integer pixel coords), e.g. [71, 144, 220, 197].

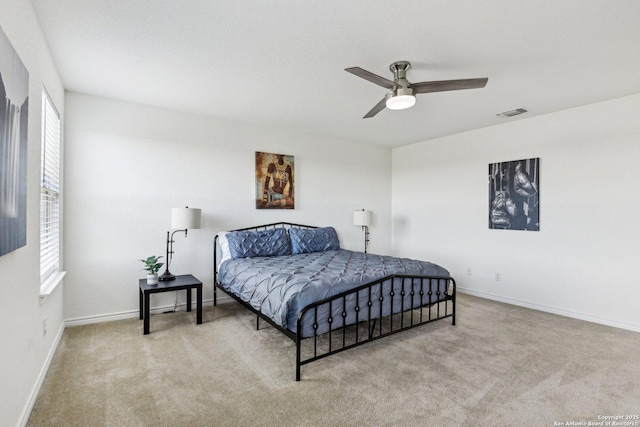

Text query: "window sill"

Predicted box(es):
[40, 271, 67, 303]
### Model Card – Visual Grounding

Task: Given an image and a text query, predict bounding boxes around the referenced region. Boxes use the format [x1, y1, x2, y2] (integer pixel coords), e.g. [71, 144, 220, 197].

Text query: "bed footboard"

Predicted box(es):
[295, 274, 456, 381]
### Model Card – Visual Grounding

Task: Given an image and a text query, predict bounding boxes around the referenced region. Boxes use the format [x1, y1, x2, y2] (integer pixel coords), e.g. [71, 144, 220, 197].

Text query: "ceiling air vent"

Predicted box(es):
[495, 108, 527, 118]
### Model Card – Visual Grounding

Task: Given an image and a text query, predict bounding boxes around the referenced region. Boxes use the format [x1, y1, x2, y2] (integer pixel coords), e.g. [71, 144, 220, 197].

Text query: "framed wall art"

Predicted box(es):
[255, 151, 294, 209]
[0, 26, 29, 256]
[489, 158, 539, 231]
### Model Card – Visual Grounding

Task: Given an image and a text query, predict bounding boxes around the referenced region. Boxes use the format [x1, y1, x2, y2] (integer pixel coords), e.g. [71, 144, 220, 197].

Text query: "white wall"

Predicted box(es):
[392, 94, 640, 331]
[0, 0, 65, 425]
[63, 92, 391, 321]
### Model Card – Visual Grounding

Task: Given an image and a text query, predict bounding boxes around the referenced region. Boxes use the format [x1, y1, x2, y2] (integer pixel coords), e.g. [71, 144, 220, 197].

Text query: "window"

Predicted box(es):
[40, 90, 62, 290]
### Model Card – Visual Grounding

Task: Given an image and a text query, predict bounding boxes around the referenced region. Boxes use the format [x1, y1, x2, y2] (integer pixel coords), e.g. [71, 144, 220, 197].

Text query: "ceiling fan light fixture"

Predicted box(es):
[346, 61, 488, 118]
[385, 94, 416, 110]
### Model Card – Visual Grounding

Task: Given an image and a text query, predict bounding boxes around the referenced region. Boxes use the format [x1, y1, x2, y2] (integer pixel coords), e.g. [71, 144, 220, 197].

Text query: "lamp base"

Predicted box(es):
[159, 271, 176, 281]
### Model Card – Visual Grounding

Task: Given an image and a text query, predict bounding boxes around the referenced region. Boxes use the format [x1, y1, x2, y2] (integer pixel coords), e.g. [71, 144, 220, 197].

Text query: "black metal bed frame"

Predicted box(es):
[213, 222, 456, 381]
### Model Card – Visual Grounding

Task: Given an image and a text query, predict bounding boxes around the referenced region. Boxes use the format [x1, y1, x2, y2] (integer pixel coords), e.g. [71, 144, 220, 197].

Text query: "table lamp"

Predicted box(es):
[353, 209, 372, 253]
[159, 206, 202, 281]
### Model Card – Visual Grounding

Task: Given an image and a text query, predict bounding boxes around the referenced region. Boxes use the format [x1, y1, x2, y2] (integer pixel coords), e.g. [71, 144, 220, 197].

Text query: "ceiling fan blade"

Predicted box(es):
[363, 97, 387, 119]
[412, 77, 488, 94]
[346, 67, 400, 90]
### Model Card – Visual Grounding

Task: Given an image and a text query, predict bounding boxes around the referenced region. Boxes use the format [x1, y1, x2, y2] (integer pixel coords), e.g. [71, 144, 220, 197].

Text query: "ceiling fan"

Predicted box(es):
[345, 61, 488, 119]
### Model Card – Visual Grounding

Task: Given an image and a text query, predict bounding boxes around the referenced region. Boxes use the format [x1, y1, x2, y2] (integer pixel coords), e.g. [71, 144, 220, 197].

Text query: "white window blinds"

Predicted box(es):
[40, 91, 61, 283]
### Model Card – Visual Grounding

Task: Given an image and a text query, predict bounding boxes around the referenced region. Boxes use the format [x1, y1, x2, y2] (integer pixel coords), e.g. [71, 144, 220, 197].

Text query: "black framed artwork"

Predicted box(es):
[0, 26, 29, 256]
[489, 158, 539, 231]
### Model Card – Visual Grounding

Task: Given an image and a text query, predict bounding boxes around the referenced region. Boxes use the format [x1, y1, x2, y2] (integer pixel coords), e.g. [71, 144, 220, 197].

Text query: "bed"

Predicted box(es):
[213, 222, 456, 380]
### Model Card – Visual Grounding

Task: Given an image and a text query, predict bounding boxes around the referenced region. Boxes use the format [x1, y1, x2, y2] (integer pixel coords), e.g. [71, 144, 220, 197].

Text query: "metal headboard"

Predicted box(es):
[213, 222, 318, 300]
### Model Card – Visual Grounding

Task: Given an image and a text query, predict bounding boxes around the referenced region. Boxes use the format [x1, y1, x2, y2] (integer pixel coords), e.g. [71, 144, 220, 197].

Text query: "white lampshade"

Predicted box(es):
[171, 207, 202, 230]
[385, 94, 416, 110]
[353, 210, 372, 227]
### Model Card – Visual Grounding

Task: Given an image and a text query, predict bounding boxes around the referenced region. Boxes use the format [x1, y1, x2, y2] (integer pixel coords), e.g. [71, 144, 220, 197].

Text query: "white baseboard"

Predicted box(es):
[20, 321, 65, 427]
[457, 286, 640, 333]
[65, 295, 234, 327]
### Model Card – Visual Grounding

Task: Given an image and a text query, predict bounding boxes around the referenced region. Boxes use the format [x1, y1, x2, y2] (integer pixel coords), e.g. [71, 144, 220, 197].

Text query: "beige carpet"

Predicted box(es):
[28, 294, 640, 426]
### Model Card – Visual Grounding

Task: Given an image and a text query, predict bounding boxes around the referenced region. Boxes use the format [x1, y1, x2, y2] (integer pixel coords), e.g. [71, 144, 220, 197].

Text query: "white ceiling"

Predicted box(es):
[31, 0, 640, 148]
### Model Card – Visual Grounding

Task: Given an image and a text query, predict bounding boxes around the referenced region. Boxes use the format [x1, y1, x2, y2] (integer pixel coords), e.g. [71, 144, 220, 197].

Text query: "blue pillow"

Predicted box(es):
[289, 227, 340, 255]
[226, 227, 291, 259]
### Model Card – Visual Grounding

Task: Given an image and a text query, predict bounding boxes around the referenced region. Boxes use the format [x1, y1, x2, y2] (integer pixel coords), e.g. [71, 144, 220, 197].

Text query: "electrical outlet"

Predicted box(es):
[466, 267, 472, 276]
[494, 272, 502, 282]
[43, 317, 47, 336]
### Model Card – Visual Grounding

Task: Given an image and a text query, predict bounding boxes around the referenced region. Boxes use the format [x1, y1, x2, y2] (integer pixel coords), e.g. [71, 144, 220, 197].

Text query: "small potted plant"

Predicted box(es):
[140, 255, 163, 285]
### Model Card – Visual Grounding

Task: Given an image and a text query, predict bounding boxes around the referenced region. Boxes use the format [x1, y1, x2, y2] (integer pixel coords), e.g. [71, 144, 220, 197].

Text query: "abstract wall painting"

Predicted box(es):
[0, 26, 29, 256]
[255, 151, 294, 209]
[489, 158, 539, 231]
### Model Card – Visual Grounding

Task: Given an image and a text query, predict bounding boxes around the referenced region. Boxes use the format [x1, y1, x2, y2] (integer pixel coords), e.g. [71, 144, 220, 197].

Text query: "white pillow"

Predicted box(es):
[216, 231, 231, 269]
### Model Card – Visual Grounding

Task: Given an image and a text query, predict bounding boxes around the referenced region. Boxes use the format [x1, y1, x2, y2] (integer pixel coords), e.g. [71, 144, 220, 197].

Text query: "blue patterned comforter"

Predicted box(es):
[218, 249, 450, 336]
